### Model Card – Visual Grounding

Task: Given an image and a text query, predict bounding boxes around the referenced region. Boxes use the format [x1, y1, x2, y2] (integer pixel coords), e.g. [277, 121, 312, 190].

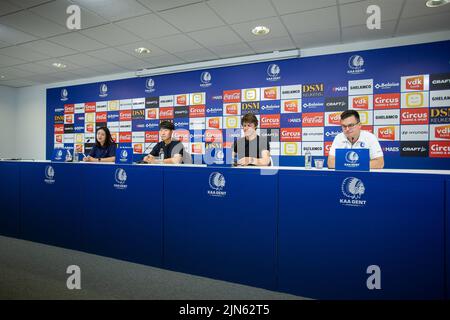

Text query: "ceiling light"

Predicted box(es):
[252, 26, 270, 36]
[426, 0, 450, 7]
[52, 62, 67, 69]
[0, 75, 5, 79]
[135, 47, 151, 55]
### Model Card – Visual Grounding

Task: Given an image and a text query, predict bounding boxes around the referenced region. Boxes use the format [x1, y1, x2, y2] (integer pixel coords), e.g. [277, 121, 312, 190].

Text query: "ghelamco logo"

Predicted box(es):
[114, 168, 128, 190]
[266, 64, 281, 81]
[145, 78, 155, 93]
[340, 177, 367, 207]
[61, 88, 68, 101]
[347, 55, 365, 75]
[44, 165, 55, 184]
[200, 71, 212, 88]
[99, 83, 108, 98]
[207, 172, 226, 197]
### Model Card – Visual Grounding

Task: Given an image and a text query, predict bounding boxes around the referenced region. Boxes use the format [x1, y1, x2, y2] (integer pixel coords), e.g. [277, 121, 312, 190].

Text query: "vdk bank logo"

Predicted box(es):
[266, 64, 281, 81]
[200, 71, 212, 88]
[61, 88, 68, 101]
[340, 177, 367, 207]
[145, 78, 155, 93]
[99, 83, 108, 98]
[44, 165, 55, 184]
[114, 168, 128, 190]
[207, 172, 226, 197]
[347, 55, 365, 75]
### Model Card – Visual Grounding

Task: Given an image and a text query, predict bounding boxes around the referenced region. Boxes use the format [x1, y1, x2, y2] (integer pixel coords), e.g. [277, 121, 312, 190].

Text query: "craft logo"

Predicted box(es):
[430, 107, 450, 124]
[405, 75, 424, 91]
[174, 106, 189, 118]
[263, 87, 278, 100]
[347, 55, 365, 74]
[325, 97, 347, 112]
[113, 168, 127, 190]
[223, 90, 241, 103]
[99, 83, 108, 98]
[401, 109, 428, 125]
[160, 107, 174, 119]
[429, 141, 450, 158]
[283, 100, 299, 113]
[281, 128, 302, 142]
[400, 141, 429, 157]
[266, 64, 281, 81]
[340, 177, 367, 207]
[302, 83, 324, 98]
[44, 165, 55, 184]
[200, 71, 212, 87]
[208, 172, 226, 197]
[176, 94, 187, 106]
[61, 88, 68, 101]
[430, 73, 450, 91]
[145, 78, 155, 93]
[260, 114, 280, 128]
[352, 96, 369, 109]
[435, 125, 450, 139]
[303, 113, 324, 127]
[145, 97, 159, 108]
[189, 105, 206, 117]
[377, 126, 396, 140]
[145, 131, 159, 143]
[374, 93, 400, 109]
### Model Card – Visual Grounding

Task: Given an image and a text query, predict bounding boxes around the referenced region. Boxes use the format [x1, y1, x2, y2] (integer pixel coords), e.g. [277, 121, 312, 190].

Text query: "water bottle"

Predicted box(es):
[159, 148, 165, 162]
[73, 149, 79, 163]
[305, 150, 312, 169]
[65, 149, 72, 162]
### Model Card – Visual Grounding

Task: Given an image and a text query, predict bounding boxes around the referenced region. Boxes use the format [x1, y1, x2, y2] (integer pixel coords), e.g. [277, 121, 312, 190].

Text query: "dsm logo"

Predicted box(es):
[99, 83, 108, 98]
[345, 151, 359, 164]
[347, 55, 365, 75]
[207, 172, 226, 197]
[44, 165, 55, 184]
[145, 78, 155, 93]
[114, 168, 128, 190]
[61, 88, 68, 101]
[266, 64, 281, 81]
[340, 177, 367, 206]
[200, 71, 212, 87]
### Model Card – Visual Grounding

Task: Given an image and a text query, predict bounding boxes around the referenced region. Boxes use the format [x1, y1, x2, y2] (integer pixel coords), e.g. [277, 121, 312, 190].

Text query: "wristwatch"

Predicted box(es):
[98, 158, 101, 162]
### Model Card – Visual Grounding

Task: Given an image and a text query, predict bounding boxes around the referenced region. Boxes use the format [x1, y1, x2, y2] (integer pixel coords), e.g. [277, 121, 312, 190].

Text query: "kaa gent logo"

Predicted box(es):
[120, 149, 128, 161]
[200, 71, 212, 88]
[266, 64, 281, 81]
[340, 177, 367, 207]
[114, 168, 128, 190]
[45, 165, 55, 184]
[145, 78, 155, 93]
[345, 151, 359, 167]
[207, 172, 226, 197]
[99, 83, 108, 98]
[347, 55, 365, 75]
[61, 88, 68, 101]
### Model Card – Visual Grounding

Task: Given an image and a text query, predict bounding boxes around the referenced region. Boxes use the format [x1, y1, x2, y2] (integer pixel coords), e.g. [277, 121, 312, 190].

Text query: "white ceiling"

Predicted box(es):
[0, 0, 449, 87]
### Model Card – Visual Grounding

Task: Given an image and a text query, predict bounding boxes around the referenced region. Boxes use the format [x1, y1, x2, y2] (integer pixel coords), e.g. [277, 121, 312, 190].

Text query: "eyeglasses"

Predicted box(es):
[341, 122, 360, 130]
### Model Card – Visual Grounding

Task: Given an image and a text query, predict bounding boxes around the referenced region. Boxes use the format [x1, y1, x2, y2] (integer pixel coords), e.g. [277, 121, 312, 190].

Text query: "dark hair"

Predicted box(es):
[241, 113, 258, 128]
[95, 126, 114, 148]
[340, 110, 360, 122]
[159, 120, 174, 131]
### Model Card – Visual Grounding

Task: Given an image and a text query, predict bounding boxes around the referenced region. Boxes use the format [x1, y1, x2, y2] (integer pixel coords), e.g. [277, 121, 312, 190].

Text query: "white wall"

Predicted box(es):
[0, 86, 17, 158]
[12, 30, 450, 160]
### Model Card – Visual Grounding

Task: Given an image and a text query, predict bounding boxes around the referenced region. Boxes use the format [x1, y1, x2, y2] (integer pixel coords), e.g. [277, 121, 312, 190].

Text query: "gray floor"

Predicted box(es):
[0, 235, 307, 300]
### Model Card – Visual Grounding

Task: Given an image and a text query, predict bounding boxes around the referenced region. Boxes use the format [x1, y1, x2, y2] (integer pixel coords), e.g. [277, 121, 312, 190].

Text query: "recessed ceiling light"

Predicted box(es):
[252, 26, 270, 36]
[0, 75, 5, 79]
[52, 62, 67, 69]
[135, 47, 151, 55]
[426, 0, 450, 7]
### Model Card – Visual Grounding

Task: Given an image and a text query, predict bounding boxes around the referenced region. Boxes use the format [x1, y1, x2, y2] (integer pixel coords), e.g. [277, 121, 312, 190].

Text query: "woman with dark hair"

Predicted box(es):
[83, 126, 117, 162]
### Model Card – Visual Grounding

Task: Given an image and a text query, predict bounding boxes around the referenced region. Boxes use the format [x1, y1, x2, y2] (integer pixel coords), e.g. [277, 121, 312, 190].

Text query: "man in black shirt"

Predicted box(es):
[232, 113, 271, 166]
[143, 121, 184, 164]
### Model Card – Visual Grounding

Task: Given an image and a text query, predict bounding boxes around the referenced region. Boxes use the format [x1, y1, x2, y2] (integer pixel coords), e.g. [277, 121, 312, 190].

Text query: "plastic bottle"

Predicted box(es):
[305, 150, 312, 169]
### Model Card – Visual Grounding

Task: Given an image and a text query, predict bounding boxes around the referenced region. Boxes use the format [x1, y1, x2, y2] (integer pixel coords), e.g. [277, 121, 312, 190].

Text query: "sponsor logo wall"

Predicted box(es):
[48, 42, 450, 165]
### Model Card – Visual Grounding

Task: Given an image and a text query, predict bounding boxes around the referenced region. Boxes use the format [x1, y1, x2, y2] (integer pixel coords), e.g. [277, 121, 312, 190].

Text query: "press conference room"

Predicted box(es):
[1, 0, 450, 303]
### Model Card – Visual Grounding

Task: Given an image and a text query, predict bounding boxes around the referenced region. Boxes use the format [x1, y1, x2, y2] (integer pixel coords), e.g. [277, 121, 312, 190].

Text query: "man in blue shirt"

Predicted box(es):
[143, 121, 184, 164]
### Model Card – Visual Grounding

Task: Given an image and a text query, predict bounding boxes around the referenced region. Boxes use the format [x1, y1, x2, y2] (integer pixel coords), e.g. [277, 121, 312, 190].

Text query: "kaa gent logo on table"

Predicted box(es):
[340, 177, 367, 207]
[207, 172, 226, 197]
[44, 165, 55, 184]
[114, 168, 128, 190]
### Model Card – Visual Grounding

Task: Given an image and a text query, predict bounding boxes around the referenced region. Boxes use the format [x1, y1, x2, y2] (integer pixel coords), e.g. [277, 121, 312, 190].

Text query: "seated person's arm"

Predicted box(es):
[99, 156, 115, 163]
[370, 156, 384, 169]
[163, 153, 182, 164]
[254, 150, 271, 166]
[327, 155, 335, 169]
[143, 154, 155, 163]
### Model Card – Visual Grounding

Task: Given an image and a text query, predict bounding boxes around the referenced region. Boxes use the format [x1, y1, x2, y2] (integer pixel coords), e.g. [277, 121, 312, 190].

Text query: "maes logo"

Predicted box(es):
[207, 172, 226, 197]
[340, 177, 367, 207]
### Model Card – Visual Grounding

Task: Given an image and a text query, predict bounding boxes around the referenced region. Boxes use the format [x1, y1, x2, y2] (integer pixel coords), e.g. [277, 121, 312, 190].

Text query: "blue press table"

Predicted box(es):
[0, 160, 449, 299]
